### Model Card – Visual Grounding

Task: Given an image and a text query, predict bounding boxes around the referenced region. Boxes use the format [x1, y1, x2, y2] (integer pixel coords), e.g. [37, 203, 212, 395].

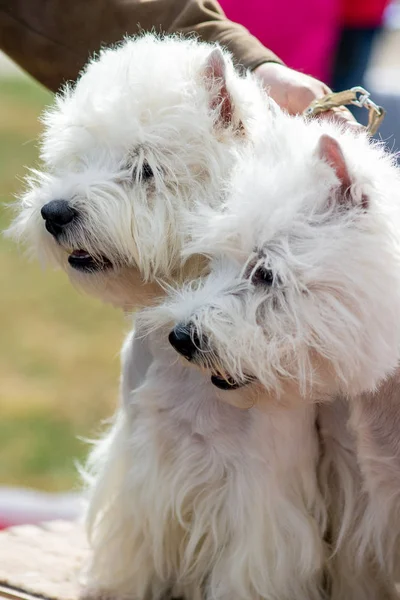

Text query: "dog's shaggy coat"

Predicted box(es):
[128, 116, 400, 599]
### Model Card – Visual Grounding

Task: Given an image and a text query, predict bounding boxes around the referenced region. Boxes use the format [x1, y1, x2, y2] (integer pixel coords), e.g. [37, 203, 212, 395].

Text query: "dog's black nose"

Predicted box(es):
[169, 324, 200, 361]
[41, 200, 76, 236]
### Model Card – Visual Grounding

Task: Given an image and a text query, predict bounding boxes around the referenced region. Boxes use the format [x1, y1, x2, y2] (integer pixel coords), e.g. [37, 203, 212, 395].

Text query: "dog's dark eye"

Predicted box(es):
[141, 162, 154, 180]
[252, 266, 274, 286]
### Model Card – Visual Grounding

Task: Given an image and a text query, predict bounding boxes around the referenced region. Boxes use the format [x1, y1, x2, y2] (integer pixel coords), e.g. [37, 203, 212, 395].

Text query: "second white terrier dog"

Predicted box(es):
[85, 112, 400, 599]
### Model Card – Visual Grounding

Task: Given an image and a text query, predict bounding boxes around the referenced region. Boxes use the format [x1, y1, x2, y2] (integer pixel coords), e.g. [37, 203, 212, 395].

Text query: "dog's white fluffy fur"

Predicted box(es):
[8, 34, 400, 599]
[126, 117, 400, 599]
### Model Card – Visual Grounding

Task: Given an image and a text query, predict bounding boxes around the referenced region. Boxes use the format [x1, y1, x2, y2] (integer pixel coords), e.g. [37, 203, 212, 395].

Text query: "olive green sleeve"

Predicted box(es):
[0, 0, 282, 92]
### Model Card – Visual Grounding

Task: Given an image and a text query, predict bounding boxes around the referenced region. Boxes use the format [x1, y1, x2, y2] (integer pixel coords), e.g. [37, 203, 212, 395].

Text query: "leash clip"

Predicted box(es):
[304, 86, 386, 136]
[349, 86, 386, 135]
[350, 86, 372, 108]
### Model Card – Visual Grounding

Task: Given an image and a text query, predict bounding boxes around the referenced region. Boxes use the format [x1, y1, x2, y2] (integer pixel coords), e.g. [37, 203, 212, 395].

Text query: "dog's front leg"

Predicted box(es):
[350, 367, 400, 580]
[82, 328, 170, 600]
[318, 398, 399, 600]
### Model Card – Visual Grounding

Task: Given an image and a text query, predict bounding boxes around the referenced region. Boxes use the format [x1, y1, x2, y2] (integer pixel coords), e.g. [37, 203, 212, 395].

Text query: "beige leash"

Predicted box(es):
[304, 86, 386, 136]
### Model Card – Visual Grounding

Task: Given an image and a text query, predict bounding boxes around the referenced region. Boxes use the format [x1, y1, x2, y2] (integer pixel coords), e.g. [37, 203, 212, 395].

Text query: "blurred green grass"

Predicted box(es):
[0, 75, 126, 491]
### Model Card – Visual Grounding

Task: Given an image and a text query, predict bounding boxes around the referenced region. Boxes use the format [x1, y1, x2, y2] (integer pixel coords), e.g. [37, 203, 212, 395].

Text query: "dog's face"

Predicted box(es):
[8, 35, 261, 309]
[143, 131, 400, 399]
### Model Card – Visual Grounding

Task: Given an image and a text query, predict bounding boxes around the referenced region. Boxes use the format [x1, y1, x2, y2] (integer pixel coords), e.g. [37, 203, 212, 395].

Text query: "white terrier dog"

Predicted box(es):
[8, 34, 270, 309]
[84, 113, 400, 599]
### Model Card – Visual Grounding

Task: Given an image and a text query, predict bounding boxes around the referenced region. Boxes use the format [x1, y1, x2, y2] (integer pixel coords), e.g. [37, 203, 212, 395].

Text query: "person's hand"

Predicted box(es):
[254, 62, 364, 132]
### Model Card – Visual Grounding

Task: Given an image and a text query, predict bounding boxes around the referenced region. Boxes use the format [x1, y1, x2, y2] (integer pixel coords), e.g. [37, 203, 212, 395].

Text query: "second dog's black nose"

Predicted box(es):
[41, 200, 76, 236]
[169, 324, 200, 361]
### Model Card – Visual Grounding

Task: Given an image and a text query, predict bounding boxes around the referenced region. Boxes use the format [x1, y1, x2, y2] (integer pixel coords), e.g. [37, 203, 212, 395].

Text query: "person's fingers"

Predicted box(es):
[254, 63, 328, 114]
[316, 107, 366, 133]
[253, 62, 366, 133]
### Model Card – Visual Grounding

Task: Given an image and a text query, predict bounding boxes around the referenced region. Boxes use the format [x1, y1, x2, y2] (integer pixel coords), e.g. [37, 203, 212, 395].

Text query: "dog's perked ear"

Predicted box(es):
[316, 134, 368, 209]
[203, 48, 235, 128]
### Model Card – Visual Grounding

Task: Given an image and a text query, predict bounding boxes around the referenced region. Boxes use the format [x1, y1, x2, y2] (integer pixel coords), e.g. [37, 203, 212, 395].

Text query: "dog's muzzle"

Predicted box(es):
[169, 323, 254, 391]
[41, 200, 112, 273]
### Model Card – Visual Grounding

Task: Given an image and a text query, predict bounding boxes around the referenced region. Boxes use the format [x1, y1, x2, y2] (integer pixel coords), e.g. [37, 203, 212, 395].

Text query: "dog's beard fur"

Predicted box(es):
[7, 34, 270, 309]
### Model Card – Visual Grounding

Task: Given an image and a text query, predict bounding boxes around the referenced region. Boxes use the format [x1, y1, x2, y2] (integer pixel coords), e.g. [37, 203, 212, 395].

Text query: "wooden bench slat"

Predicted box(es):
[0, 521, 88, 600]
